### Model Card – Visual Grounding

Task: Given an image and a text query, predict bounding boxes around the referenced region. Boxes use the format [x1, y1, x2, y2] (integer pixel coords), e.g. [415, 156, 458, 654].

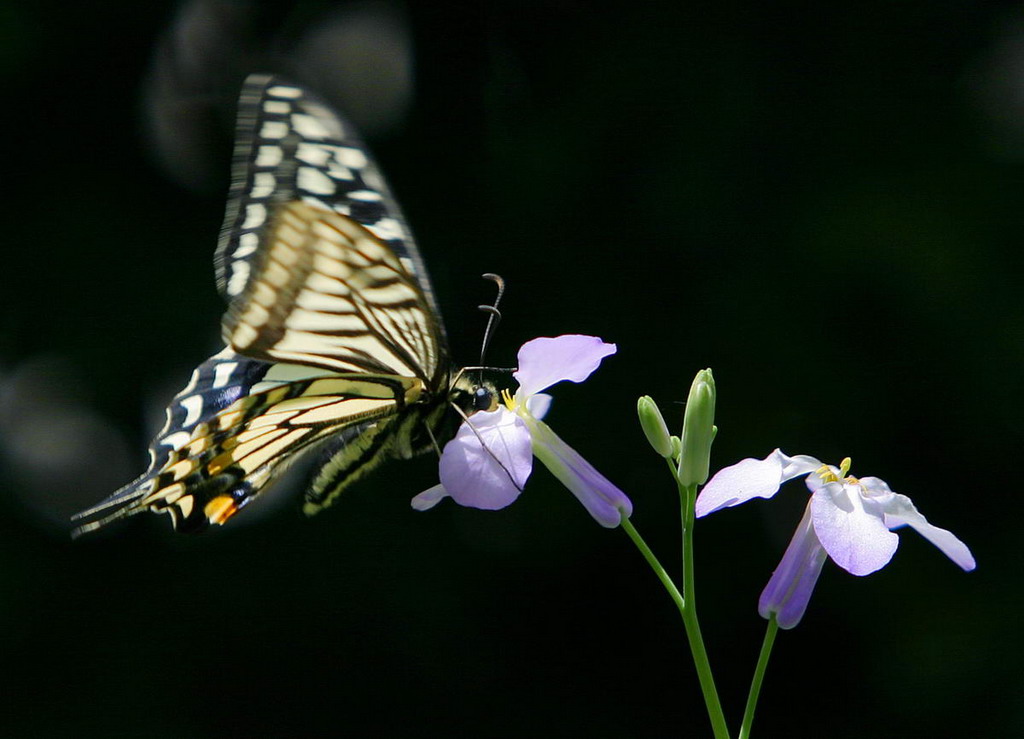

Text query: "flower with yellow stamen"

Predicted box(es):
[696, 449, 975, 628]
[412, 335, 632, 527]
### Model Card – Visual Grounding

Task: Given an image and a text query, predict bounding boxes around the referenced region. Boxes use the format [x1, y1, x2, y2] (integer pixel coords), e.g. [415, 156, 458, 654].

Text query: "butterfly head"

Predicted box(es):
[449, 372, 500, 417]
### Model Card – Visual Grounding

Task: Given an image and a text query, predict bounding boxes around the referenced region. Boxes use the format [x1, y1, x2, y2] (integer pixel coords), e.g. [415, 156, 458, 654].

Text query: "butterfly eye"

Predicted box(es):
[473, 386, 497, 412]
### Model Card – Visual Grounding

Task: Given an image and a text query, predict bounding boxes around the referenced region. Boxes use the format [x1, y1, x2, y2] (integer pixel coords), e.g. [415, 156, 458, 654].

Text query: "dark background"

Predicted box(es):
[2, 1, 1021, 736]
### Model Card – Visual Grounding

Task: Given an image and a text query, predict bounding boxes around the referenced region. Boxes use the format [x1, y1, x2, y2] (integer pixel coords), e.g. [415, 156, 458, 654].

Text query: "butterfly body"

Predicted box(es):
[73, 75, 484, 536]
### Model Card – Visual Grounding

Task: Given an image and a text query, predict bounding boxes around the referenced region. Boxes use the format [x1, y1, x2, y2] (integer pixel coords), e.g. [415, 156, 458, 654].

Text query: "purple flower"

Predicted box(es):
[411, 335, 632, 527]
[696, 449, 976, 628]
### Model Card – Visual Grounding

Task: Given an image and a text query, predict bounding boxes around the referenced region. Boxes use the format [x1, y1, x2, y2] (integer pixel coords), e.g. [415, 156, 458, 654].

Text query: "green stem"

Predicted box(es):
[620, 517, 684, 618]
[678, 480, 731, 739]
[621, 463, 731, 738]
[738, 615, 779, 739]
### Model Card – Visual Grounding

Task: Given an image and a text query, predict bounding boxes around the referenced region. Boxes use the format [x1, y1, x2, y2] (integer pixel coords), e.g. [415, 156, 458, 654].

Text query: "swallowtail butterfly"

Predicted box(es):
[73, 74, 493, 536]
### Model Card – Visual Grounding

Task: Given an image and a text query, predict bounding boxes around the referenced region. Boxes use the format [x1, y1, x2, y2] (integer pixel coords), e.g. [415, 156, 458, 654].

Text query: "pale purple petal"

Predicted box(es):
[697, 456, 781, 516]
[881, 493, 976, 571]
[758, 501, 828, 629]
[778, 452, 823, 482]
[528, 418, 632, 527]
[526, 392, 552, 420]
[513, 335, 616, 398]
[411, 484, 449, 511]
[696, 449, 794, 516]
[857, 476, 894, 497]
[438, 408, 533, 510]
[811, 481, 899, 576]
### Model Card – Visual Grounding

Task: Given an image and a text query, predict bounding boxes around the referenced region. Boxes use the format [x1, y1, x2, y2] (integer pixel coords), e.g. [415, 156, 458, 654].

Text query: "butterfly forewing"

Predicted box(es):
[215, 75, 439, 320]
[223, 201, 444, 383]
[73, 74, 459, 536]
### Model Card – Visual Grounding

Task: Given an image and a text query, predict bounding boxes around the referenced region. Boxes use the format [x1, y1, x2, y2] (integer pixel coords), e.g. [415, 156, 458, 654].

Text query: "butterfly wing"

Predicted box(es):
[74, 351, 423, 534]
[73, 75, 450, 536]
[215, 74, 442, 326]
[223, 201, 444, 382]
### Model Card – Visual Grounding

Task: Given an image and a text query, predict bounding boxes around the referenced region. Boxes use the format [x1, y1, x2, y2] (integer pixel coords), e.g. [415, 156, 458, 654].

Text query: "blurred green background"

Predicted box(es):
[2, 1, 1022, 736]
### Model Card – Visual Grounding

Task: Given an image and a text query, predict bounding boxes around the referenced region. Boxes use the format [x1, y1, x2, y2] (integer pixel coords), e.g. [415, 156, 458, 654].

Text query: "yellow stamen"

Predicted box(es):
[816, 464, 839, 484]
[817, 457, 854, 484]
[501, 388, 516, 411]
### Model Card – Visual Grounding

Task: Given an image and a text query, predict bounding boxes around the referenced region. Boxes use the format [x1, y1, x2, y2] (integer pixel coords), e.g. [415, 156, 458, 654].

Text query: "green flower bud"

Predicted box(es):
[670, 435, 682, 461]
[677, 369, 716, 486]
[637, 395, 673, 458]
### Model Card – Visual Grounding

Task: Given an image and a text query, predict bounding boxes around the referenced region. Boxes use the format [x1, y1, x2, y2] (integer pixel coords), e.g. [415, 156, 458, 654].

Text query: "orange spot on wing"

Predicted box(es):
[204, 495, 239, 525]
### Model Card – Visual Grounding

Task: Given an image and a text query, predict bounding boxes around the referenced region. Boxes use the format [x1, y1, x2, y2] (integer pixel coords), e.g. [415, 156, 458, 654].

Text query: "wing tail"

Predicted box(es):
[70, 475, 154, 538]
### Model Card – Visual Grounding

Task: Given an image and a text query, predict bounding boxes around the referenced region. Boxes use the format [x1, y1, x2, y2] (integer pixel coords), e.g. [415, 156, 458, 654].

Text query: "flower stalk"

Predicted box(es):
[623, 370, 730, 737]
[678, 478, 730, 739]
[739, 615, 779, 739]
[620, 514, 684, 617]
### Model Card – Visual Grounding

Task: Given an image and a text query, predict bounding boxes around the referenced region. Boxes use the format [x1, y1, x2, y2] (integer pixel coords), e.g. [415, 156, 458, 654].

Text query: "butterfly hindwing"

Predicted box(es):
[74, 346, 426, 534]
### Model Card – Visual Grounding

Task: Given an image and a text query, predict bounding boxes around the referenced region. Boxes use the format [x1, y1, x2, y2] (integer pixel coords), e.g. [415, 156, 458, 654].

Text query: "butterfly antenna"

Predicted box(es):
[478, 274, 505, 374]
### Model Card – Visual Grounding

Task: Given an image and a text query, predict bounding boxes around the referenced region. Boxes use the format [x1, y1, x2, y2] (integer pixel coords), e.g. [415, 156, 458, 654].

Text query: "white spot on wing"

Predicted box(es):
[231, 323, 259, 349]
[251, 172, 275, 198]
[255, 146, 283, 167]
[263, 100, 290, 114]
[297, 167, 336, 196]
[337, 147, 368, 169]
[296, 143, 330, 166]
[161, 431, 192, 451]
[366, 218, 406, 242]
[234, 232, 259, 258]
[348, 190, 382, 201]
[227, 262, 250, 296]
[212, 362, 238, 389]
[326, 165, 354, 181]
[260, 121, 289, 139]
[302, 103, 345, 139]
[362, 169, 387, 193]
[268, 85, 302, 99]
[242, 203, 266, 230]
[180, 395, 204, 427]
[292, 113, 330, 140]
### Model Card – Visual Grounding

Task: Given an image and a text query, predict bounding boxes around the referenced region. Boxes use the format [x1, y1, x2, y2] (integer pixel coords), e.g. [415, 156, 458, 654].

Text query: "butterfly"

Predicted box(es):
[73, 74, 494, 536]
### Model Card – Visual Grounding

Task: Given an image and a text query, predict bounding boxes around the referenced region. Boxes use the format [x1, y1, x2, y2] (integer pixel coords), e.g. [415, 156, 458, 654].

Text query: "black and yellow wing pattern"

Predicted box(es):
[74, 74, 471, 535]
